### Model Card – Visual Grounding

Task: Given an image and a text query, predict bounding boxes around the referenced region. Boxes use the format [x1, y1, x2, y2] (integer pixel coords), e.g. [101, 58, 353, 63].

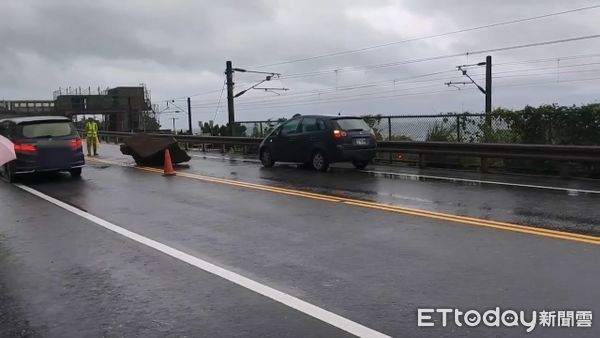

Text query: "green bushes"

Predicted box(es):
[426, 122, 456, 142]
[491, 103, 600, 145]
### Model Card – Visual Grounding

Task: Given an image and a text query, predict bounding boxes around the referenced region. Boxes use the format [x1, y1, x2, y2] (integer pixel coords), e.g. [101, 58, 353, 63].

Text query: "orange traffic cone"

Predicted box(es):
[163, 148, 175, 176]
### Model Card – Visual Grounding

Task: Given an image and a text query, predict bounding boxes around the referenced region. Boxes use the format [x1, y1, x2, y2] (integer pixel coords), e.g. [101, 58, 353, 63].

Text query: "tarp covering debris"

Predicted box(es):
[120, 134, 191, 166]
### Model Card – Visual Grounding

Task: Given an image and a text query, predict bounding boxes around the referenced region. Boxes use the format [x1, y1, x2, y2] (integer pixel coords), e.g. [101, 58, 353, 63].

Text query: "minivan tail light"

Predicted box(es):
[70, 138, 83, 150]
[14, 144, 37, 153]
[333, 129, 347, 139]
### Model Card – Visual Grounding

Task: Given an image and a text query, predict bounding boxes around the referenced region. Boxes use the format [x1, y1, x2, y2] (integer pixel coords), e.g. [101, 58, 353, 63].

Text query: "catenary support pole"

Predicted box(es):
[187, 97, 193, 135]
[226, 61, 235, 136]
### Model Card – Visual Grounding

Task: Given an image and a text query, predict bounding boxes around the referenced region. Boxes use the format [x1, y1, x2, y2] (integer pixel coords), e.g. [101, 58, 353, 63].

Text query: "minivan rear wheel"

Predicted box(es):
[1, 163, 15, 183]
[352, 160, 369, 170]
[260, 148, 275, 167]
[70, 167, 82, 178]
[311, 150, 329, 172]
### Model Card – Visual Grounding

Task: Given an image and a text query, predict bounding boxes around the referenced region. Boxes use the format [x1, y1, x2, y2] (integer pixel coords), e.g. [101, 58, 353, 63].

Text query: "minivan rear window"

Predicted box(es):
[335, 118, 370, 131]
[21, 122, 75, 138]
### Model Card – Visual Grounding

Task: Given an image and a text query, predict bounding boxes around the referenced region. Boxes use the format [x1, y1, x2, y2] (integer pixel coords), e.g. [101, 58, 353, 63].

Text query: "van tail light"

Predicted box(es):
[70, 138, 83, 150]
[333, 129, 347, 139]
[14, 143, 37, 153]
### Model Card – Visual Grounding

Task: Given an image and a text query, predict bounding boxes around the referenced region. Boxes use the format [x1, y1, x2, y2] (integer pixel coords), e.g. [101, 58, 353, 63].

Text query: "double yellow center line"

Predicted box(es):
[88, 157, 600, 245]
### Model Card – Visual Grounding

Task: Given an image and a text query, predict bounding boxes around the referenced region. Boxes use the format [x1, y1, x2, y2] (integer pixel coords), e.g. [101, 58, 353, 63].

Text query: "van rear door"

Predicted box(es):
[333, 118, 376, 149]
[16, 120, 79, 170]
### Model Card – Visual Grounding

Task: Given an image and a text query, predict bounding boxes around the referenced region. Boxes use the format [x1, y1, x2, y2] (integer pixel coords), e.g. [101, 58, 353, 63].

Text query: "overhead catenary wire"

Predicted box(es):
[155, 3, 600, 111]
[493, 52, 600, 67]
[211, 80, 227, 124]
[186, 58, 600, 109]
[275, 52, 600, 83]
[154, 88, 225, 102]
[219, 76, 600, 111]
[253, 4, 600, 68]
[162, 49, 600, 112]
[190, 78, 462, 108]
[188, 70, 460, 108]
[233, 69, 457, 101]
[224, 70, 600, 109]
[221, 53, 600, 95]
[278, 34, 600, 80]
[252, 56, 600, 99]
[168, 51, 600, 110]
[461, 61, 600, 78]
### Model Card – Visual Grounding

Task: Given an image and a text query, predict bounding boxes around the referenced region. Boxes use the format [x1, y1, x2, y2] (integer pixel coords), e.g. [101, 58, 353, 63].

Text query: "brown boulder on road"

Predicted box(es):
[120, 134, 191, 166]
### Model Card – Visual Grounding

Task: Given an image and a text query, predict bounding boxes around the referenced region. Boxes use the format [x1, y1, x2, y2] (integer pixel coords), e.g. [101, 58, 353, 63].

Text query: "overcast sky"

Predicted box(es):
[1, 0, 600, 129]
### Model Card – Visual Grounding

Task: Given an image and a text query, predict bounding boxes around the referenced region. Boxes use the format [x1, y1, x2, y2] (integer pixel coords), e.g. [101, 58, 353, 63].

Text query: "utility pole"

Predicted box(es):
[225, 61, 235, 136]
[224, 60, 287, 136]
[482, 55, 493, 173]
[445, 56, 493, 172]
[446, 55, 492, 117]
[485, 55, 492, 129]
[187, 97, 193, 135]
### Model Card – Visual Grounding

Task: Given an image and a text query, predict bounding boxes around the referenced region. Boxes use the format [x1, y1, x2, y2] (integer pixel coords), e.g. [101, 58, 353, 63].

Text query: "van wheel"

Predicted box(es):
[352, 160, 369, 170]
[311, 150, 329, 172]
[260, 148, 275, 167]
[70, 168, 82, 178]
[1, 163, 15, 183]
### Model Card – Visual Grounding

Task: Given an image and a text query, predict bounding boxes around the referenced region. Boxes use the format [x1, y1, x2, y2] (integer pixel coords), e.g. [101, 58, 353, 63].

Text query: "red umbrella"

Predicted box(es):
[0, 135, 16, 167]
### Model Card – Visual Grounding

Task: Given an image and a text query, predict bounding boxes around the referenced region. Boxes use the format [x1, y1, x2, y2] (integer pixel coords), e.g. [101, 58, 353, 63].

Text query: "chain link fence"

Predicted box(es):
[379, 109, 599, 145]
[233, 120, 285, 138]
[233, 106, 600, 145]
[365, 114, 509, 143]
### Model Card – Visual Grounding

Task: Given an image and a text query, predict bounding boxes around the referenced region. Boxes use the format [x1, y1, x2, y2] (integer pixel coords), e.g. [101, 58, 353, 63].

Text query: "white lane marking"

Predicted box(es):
[14, 183, 391, 338]
[190, 154, 599, 195]
[360, 170, 600, 195]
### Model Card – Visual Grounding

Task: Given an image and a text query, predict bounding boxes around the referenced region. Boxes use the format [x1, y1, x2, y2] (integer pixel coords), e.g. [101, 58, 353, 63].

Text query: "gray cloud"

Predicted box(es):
[1, 0, 599, 129]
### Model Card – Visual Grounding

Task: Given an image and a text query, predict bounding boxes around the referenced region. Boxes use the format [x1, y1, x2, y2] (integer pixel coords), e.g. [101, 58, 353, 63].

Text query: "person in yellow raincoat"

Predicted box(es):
[84, 118, 99, 156]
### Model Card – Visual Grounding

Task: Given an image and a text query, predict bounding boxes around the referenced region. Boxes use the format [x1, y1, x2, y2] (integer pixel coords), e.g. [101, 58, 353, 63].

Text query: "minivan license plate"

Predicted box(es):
[354, 138, 368, 145]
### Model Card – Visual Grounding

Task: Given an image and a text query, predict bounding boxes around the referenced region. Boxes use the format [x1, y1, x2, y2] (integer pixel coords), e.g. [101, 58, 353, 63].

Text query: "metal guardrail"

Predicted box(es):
[377, 141, 600, 163]
[95, 131, 262, 145]
[93, 131, 600, 163]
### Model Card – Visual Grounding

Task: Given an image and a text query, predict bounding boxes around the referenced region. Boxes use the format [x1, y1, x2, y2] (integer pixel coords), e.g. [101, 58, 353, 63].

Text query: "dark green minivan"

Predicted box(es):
[0, 116, 85, 182]
[259, 115, 377, 171]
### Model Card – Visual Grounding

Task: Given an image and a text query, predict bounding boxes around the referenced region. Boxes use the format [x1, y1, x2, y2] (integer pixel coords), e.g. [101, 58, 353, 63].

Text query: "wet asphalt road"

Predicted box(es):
[1, 144, 599, 337]
[103, 144, 600, 235]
